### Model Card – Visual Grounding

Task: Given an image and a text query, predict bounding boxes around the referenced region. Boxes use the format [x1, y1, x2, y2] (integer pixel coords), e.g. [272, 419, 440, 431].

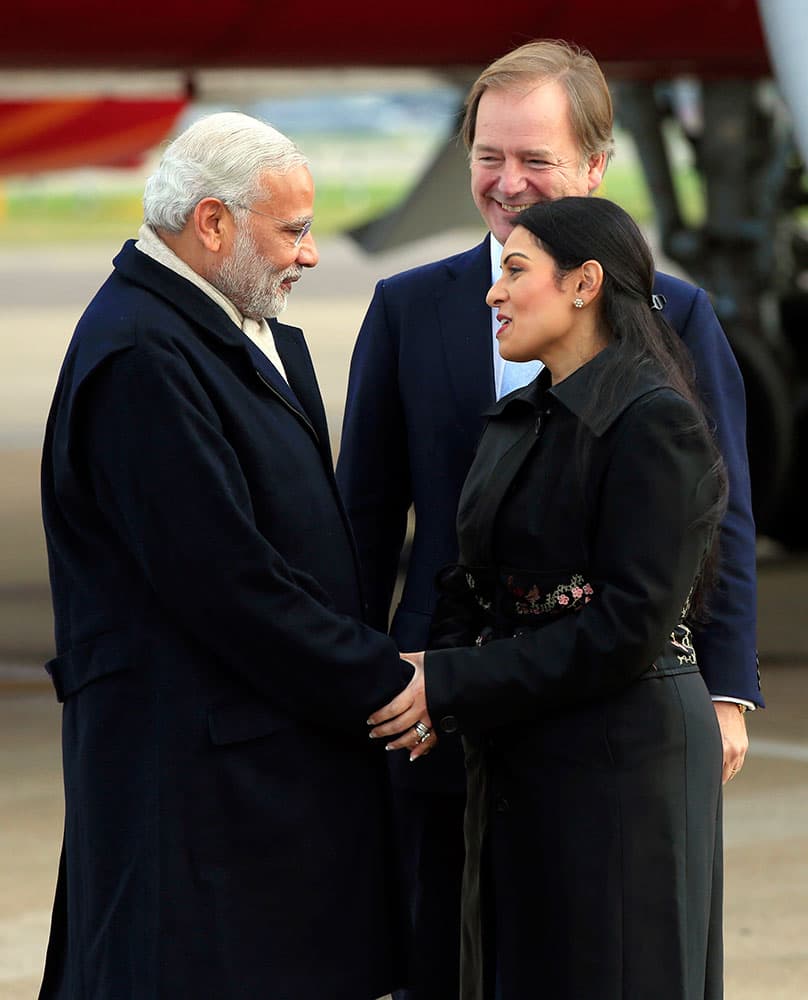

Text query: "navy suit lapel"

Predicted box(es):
[435, 238, 495, 438]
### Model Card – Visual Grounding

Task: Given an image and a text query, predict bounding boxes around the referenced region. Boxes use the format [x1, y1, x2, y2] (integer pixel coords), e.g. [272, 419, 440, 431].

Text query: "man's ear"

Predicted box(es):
[192, 197, 229, 252]
[585, 151, 607, 194]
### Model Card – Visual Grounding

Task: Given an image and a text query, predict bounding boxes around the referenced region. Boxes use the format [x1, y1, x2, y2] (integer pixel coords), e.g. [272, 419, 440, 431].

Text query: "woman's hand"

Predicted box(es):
[368, 652, 436, 760]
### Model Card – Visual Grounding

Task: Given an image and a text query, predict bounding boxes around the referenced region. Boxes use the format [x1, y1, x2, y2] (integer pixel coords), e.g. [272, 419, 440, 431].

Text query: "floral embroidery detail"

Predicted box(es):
[475, 627, 494, 647]
[670, 622, 697, 664]
[505, 572, 594, 616]
[465, 571, 492, 611]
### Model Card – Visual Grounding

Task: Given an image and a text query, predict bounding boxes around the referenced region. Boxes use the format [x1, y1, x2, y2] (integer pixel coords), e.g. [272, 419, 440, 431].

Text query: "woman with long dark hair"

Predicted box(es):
[370, 197, 728, 999]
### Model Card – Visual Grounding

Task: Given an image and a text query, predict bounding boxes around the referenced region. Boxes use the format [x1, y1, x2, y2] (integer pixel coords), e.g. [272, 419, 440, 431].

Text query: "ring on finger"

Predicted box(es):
[413, 721, 432, 744]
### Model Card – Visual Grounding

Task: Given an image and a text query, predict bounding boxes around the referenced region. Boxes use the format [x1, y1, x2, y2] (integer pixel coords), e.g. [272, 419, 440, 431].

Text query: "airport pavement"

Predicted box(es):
[2, 237, 807, 997]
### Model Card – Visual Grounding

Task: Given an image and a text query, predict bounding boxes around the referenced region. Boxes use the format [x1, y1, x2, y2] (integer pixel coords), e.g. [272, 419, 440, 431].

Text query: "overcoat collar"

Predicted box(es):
[113, 241, 324, 445]
[483, 346, 671, 437]
[115, 240, 244, 351]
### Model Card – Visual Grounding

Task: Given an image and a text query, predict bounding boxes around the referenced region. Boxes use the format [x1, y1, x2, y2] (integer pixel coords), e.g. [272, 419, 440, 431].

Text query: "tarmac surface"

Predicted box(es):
[1, 235, 806, 998]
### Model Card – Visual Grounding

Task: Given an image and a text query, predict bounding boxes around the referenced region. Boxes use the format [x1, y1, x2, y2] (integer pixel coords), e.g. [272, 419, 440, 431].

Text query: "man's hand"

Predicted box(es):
[715, 701, 749, 783]
[368, 652, 436, 760]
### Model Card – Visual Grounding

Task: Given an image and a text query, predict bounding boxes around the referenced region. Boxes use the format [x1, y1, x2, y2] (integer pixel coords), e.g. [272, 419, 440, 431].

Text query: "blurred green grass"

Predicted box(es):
[0, 181, 406, 245]
[0, 163, 704, 246]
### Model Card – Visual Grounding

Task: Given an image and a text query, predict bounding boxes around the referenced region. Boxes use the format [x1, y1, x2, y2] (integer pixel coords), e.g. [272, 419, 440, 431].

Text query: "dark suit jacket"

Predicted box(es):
[337, 235, 761, 793]
[40, 241, 410, 1000]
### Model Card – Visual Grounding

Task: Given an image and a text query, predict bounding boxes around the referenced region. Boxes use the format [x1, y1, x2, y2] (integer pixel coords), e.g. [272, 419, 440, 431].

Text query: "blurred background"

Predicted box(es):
[1, 2, 807, 996]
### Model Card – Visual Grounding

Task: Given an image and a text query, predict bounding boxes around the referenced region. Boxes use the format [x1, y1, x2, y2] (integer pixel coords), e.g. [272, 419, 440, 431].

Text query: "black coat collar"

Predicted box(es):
[484, 346, 671, 437]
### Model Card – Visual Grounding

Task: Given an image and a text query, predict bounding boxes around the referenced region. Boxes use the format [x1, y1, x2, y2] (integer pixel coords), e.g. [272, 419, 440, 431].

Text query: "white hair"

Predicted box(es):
[143, 112, 308, 233]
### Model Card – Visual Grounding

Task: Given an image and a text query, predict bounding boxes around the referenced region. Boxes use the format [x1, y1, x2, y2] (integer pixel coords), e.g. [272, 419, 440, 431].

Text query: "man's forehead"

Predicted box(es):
[476, 79, 570, 124]
[254, 165, 314, 207]
[255, 163, 310, 190]
[473, 82, 578, 155]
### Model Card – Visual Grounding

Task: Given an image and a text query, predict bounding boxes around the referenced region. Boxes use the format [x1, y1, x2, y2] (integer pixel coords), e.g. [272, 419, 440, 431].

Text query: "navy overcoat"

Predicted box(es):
[40, 241, 411, 1000]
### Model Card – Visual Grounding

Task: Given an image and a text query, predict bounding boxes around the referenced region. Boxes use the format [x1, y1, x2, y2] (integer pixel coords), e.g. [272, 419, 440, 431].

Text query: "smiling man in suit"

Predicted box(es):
[39, 112, 412, 1000]
[338, 39, 762, 1000]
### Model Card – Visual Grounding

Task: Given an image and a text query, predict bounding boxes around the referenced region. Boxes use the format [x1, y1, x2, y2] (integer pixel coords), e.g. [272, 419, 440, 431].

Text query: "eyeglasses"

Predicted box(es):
[227, 201, 312, 247]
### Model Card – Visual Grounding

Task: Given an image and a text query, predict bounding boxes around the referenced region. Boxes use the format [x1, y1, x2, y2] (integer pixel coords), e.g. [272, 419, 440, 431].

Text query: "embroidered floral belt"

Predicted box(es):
[456, 565, 595, 622]
[434, 563, 697, 669]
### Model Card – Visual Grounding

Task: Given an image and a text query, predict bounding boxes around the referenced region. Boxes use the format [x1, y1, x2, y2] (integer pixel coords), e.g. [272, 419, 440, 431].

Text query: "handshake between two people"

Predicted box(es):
[367, 652, 435, 761]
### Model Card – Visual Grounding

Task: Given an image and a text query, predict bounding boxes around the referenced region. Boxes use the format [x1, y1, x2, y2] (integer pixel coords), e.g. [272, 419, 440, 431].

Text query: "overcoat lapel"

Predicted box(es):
[435, 238, 496, 440]
[271, 322, 369, 600]
[271, 320, 333, 458]
[456, 393, 542, 566]
[240, 334, 324, 450]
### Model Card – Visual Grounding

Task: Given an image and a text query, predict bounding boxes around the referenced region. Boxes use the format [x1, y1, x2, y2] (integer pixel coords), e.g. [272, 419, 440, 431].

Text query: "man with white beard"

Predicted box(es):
[39, 112, 412, 1000]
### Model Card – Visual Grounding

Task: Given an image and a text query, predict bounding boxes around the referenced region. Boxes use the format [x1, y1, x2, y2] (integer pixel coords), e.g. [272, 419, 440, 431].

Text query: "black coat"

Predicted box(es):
[425, 353, 724, 1000]
[338, 236, 756, 1000]
[39, 242, 411, 1000]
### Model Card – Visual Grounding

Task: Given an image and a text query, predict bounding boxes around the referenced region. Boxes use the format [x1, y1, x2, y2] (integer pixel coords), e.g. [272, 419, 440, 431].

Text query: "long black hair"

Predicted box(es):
[515, 196, 728, 617]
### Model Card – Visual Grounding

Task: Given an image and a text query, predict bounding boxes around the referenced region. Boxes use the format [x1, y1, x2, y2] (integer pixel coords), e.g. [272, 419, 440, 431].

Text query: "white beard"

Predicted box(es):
[213, 225, 301, 320]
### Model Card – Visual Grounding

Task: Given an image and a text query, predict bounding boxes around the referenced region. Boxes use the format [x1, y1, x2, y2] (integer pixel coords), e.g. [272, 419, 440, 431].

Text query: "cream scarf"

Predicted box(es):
[134, 223, 288, 381]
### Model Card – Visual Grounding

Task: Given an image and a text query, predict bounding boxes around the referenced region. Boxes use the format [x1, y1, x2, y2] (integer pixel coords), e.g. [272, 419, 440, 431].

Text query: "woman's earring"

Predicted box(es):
[573, 297, 584, 309]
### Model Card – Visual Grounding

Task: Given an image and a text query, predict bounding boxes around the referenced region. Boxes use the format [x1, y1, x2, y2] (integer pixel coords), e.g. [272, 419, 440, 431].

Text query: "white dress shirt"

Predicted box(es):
[489, 235, 544, 399]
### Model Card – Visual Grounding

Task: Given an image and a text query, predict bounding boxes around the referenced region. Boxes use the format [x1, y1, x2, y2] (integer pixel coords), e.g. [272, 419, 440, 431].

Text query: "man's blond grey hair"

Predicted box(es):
[461, 39, 615, 169]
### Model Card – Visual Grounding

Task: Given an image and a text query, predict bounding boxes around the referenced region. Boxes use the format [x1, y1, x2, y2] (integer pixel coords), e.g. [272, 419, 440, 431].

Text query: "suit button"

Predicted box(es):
[495, 795, 509, 813]
[440, 715, 458, 734]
